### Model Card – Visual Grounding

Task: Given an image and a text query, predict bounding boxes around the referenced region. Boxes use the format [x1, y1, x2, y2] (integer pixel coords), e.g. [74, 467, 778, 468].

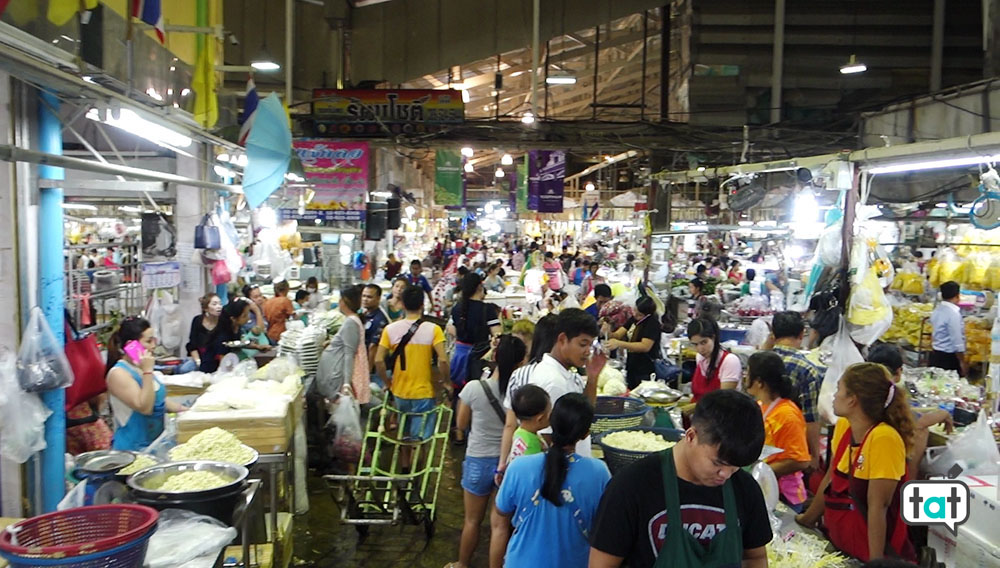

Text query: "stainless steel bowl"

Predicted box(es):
[127, 460, 248, 498]
[75, 450, 135, 475]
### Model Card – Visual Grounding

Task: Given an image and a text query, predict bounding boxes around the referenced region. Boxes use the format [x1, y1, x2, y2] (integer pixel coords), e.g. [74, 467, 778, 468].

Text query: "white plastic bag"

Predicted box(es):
[144, 509, 237, 568]
[923, 410, 1000, 477]
[0, 347, 52, 463]
[818, 321, 864, 424]
[16, 307, 74, 391]
[328, 389, 362, 463]
[750, 461, 780, 512]
[817, 221, 843, 267]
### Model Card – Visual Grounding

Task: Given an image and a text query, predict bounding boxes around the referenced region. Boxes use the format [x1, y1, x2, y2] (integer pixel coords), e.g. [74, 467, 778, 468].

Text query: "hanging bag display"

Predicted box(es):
[194, 214, 221, 249]
[16, 307, 74, 392]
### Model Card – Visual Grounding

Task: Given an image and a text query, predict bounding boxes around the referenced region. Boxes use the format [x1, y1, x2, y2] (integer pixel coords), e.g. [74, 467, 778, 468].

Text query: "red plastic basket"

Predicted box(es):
[0, 505, 158, 559]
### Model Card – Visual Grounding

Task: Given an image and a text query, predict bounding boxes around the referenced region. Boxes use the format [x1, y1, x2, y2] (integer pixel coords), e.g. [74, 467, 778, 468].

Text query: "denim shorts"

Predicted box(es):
[393, 396, 437, 441]
[462, 455, 499, 496]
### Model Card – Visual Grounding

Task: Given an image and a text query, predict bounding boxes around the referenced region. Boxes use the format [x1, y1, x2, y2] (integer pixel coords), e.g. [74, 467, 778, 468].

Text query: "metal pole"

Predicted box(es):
[37, 90, 65, 513]
[530, 0, 540, 116]
[641, 11, 648, 121]
[931, 0, 945, 91]
[544, 40, 550, 118]
[660, 5, 670, 121]
[286, 0, 295, 105]
[592, 25, 600, 120]
[770, 0, 785, 124]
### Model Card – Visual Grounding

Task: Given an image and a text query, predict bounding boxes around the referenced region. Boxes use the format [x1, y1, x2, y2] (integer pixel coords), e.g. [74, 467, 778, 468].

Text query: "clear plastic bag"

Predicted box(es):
[0, 347, 52, 463]
[818, 322, 864, 424]
[923, 410, 1000, 477]
[16, 307, 74, 391]
[750, 461, 780, 512]
[328, 389, 362, 463]
[143, 509, 238, 568]
[251, 356, 302, 381]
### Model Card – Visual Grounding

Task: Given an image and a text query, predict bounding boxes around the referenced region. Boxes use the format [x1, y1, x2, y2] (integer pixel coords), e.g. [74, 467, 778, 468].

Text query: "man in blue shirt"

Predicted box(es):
[585, 284, 613, 320]
[407, 259, 434, 310]
[361, 284, 390, 377]
[929, 280, 967, 376]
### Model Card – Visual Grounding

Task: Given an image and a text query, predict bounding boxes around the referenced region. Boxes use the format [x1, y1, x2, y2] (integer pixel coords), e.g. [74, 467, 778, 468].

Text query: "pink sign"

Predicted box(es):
[293, 140, 369, 212]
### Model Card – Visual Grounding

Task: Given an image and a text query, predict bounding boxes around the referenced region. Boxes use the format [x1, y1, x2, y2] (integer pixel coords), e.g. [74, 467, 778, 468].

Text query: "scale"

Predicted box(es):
[74, 450, 134, 505]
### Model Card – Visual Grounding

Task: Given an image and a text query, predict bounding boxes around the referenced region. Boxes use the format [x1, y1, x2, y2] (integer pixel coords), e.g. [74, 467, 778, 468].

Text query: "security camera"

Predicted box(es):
[228, 34, 239, 46]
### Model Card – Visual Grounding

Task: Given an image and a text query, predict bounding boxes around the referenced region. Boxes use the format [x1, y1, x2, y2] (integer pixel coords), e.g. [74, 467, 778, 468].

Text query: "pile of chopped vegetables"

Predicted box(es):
[118, 454, 157, 476]
[767, 529, 848, 568]
[602, 430, 676, 452]
[157, 471, 233, 492]
[169, 427, 256, 465]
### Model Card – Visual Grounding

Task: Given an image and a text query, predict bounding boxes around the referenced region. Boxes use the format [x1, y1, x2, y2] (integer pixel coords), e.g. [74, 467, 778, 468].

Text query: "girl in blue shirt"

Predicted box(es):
[105, 317, 185, 451]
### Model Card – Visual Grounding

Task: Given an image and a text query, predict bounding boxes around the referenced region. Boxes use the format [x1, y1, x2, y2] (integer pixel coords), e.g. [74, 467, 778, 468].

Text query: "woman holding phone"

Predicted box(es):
[105, 317, 184, 451]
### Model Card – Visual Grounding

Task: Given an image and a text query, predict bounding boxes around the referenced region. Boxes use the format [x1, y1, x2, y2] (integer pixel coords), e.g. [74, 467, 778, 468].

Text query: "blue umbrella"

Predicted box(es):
[243, 93, 291, 209]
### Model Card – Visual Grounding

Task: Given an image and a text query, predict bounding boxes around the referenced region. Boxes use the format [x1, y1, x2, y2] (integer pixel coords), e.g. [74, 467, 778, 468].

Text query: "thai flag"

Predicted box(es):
[588, 200, 599, 221]
[238, 77, 259, 146]
[132, 0, 165, 43]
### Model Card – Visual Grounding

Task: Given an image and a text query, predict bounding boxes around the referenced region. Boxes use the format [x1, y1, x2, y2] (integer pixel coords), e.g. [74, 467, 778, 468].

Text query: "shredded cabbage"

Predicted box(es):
[602, 431, 676, 452]
[157, 471, 233, 492]
[169, 427, 256, 465]
[118, 454, 157, 476]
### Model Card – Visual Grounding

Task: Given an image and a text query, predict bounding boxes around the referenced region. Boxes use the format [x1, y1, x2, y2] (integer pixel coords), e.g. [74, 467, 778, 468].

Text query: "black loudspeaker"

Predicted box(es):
[386, 197, 401, 229]
[365, 202, 387, 240]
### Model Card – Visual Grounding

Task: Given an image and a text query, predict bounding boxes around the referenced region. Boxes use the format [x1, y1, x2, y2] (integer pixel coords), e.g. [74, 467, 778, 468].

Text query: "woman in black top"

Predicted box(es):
[606, 296, 662, 388]
[187, 294, 221, 369]
[200, 299, 252, 373]
[448, 272, 502, 387]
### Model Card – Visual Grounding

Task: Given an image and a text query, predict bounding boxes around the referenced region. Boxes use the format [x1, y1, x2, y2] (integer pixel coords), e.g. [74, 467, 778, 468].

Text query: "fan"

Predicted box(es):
[970, 167, 1000, 229]
[725, 174, 770, 212]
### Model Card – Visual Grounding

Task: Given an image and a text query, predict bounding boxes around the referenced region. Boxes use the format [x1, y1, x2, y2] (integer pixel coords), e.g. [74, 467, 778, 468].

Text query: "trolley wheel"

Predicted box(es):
[355, 524, 370, 543]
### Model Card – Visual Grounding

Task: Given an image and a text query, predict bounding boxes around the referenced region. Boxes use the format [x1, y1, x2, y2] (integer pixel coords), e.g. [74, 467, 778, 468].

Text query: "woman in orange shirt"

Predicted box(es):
[796, 363, 916, 563]
[745, 351, 811, 512]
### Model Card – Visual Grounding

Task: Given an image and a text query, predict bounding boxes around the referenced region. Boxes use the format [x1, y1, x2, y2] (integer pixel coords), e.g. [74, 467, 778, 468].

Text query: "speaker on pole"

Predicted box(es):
[365, 202, 387, 240]
[386, 197, 401, 230]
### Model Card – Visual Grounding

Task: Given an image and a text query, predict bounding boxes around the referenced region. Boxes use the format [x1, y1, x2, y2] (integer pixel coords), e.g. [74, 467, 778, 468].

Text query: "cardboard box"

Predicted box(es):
[929, 526, 1000, 568]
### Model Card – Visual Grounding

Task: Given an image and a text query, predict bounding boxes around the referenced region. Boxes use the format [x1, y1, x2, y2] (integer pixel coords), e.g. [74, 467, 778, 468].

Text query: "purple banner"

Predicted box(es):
[528, 150, 565, 213]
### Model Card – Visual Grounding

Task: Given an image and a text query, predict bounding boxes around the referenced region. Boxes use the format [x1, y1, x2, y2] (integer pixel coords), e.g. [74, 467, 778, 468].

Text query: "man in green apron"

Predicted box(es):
[589, 390, 772, 568]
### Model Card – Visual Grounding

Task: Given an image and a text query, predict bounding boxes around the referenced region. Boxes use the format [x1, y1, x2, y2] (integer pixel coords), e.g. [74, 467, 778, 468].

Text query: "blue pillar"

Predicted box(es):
[37, 91, 66, 513]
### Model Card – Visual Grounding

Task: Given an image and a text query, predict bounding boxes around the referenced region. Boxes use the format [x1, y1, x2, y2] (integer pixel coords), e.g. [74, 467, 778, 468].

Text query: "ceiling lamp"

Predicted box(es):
[585, 182, 596, 191]
[250, 59, 280, 71]
[464, 162, 474, 173]
[86, 107, 192, 148]
[839, 54, 867, 75]
[495, 167, 505, 178]
[521, 111, 535, 124]
[461, 147, 474, 158]
[501, 154, 513, 166]
[545, 75, 577, 85]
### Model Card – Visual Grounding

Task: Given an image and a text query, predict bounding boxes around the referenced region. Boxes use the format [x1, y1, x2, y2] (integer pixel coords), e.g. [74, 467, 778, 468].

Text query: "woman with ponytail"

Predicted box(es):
[200, 299, 254, 373]
[105, 317, 183, 451]
[745, 351, 811, 512]
[796, 363, 916, 562]
[495, 393, 610, 567]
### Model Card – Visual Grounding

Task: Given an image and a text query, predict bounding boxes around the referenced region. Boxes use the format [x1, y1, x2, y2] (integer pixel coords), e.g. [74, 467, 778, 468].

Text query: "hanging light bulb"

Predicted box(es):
[495, 167, 505, 178]
[464, 162, 474, 173]
[840, 54, 867, 74]
[585, 181, 596, 192]
[461, 147, 474, 158]
[521, 111, 535, 124]
[501, 154, 513, 166]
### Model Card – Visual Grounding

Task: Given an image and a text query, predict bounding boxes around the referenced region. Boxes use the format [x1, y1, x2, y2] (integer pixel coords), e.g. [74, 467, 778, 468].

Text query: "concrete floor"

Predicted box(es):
[293, 444, 488, 567]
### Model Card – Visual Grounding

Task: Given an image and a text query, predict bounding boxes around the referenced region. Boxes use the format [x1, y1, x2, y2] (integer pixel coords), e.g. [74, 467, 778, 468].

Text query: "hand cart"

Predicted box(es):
[323, 399, 453, 544]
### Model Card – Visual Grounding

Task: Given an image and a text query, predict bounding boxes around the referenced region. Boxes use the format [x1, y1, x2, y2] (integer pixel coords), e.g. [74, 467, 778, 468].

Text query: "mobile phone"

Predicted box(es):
[123, 340, 146, 363]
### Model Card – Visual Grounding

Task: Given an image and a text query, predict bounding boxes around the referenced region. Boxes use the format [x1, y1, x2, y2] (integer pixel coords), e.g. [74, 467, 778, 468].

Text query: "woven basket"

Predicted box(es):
[591, 396, 649, 434]
[594, 426, 683, 474]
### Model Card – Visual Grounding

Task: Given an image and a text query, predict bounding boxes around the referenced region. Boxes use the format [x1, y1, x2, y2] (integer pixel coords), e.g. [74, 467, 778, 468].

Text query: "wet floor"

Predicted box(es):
[293, 443, 488, 567]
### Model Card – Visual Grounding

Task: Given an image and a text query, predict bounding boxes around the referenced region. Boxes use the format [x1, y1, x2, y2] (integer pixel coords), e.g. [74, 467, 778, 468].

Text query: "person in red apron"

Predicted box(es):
[589, 389, 772, 568]
[687, 318, 742, 403]
[796, 362, 917, 562]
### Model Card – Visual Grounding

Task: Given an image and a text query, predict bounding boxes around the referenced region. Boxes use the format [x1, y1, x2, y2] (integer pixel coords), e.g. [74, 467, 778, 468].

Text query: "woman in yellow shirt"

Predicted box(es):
[796, 363, 916, 563]
[745, 351, 811, 512]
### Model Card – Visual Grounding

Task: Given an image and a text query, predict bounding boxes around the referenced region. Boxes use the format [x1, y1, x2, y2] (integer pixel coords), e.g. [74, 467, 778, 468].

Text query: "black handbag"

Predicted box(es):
[194, 214, 221, 249]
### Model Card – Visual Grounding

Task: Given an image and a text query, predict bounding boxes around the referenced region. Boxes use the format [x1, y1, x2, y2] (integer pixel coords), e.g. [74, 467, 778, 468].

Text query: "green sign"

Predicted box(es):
[434, 150, 464, 208]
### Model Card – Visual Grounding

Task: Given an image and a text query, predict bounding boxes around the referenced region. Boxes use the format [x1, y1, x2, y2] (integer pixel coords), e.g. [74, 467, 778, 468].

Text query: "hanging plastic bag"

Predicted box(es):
[818, 321, 864, 424]
[17, 307, 74, 392]
[0, 347, 52, 463]
[211, 259, 232, 286]
[923, 410, 1000, 477]
[328, 388, 362, 463]
[144, 509, 238, 568]
[159, 303, 184, 352]
[817, 221, 843, 267]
